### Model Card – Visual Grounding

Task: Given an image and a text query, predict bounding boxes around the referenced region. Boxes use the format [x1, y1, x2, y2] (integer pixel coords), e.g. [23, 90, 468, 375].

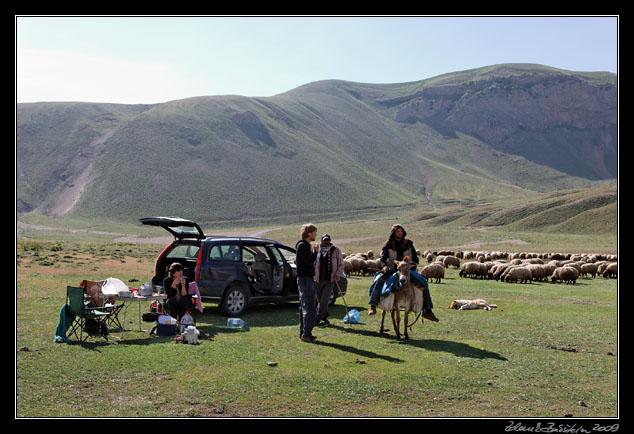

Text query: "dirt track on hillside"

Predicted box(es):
[16, 221, 280, 244]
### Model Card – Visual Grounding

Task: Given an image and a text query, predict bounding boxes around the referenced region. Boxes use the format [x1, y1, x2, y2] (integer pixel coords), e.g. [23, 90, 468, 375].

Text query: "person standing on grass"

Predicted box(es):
[314, 234, 344, 326]
[295, 223, 319, 343]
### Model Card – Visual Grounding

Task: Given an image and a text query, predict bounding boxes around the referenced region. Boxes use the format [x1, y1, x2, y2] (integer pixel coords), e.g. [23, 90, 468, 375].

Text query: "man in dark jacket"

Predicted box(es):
[295, 223, 319, 342]
[314, 234, 345, 326]
[368, 224, 438, 322]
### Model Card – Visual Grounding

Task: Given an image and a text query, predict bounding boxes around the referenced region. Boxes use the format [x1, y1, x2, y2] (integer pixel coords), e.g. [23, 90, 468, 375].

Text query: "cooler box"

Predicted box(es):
[156, 323, 177, 336]
[155, 314, 178, 336]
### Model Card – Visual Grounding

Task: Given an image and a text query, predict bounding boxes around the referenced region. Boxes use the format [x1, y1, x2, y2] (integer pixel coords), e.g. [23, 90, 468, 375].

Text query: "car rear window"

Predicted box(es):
[166, 244, 200, 259]
[209, 244, 241, 261]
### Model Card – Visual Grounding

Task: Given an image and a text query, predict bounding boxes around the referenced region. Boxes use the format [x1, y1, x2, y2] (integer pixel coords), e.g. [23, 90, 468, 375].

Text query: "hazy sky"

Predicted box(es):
[16, 16, 618, 105]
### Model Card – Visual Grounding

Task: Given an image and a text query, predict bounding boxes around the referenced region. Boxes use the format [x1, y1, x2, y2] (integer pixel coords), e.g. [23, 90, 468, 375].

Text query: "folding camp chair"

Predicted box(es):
[81, 280, 124, 332]
[65, 286, 112, 343]
[104, 300, 124, 331]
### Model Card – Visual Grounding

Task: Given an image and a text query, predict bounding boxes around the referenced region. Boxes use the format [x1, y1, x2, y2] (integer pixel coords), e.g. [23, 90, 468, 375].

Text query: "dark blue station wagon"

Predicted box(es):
[141, 217, 347, 317]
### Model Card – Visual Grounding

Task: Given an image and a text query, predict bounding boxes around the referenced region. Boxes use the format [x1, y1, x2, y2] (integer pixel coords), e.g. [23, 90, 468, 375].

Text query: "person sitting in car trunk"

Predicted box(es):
[163, 263, 192, 321]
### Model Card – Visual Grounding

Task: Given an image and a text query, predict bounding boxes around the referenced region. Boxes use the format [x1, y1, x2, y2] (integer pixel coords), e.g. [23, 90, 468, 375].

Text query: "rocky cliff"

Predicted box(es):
[385, 72, 617, 179]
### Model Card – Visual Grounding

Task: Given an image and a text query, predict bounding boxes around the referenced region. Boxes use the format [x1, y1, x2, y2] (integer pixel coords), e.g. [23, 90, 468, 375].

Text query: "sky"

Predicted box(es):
[15, 16, 619, 105]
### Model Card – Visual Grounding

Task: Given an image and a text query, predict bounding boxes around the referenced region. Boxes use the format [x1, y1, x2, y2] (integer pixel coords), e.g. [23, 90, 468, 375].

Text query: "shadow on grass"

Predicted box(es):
[401, 339, 508, 361]
[67, 320, 506, 363]
[327, 323, 506, 361]
[313, 340, 405, 363]
[70, 301, 503, 362]
[66, 331, 506, 363]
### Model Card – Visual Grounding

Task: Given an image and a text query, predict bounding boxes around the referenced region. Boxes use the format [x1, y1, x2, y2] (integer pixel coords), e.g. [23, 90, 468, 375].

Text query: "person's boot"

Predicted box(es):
[368, 306, 377, 315]
[423, 311, 439, 322]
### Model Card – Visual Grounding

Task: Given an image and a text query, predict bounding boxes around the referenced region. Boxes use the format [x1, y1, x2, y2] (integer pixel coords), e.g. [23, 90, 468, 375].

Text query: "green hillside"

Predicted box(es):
[412, 185, 617, 235]
[16, 184, 618, 256]
[16, 102, 152, 213]
[16, 64, 617, 226]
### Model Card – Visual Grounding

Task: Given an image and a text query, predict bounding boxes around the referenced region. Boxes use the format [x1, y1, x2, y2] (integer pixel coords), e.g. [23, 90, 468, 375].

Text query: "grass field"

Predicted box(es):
[16, 239, 618, 418]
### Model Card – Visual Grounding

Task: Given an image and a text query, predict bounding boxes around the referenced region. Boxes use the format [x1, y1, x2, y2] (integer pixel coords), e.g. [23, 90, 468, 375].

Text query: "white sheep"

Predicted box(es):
[503, 266, 532, 284]
[580, 263, 598, 278]
[525, 264, 546, 282]
[443, 255, 460, 269]
[421, 263, 445, 283]
[365, 258, 382, 275]
[551, 266, 579, 284]
[601, 262, 617, 278]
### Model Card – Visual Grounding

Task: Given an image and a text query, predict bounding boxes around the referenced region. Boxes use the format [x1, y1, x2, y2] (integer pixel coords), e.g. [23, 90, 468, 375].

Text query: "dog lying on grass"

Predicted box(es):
[449, 299, 497, 311]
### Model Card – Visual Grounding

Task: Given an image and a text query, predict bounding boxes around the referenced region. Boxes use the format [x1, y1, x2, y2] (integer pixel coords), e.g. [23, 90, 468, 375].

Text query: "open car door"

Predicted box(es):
[140, 217, 205, 241]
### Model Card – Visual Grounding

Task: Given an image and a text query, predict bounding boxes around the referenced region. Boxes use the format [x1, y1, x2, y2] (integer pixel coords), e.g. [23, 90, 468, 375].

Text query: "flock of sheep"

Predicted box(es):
[342, 249, 617, 285]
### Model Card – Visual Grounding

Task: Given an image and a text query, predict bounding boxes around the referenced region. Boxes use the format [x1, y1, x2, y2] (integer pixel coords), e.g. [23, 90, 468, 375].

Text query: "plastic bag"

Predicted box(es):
[101, 277, 130, 295]
[182, 326, 200, 344]
[343, 309, 360, 324]
[158, 314, 178, 325]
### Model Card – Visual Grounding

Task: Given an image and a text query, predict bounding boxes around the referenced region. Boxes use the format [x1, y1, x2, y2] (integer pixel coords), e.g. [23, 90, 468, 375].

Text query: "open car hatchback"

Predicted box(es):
[141, 217, 347, 317]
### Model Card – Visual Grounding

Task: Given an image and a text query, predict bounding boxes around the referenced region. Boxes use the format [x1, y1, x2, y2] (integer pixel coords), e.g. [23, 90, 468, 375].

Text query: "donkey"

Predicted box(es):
[378, 257, 425, 340]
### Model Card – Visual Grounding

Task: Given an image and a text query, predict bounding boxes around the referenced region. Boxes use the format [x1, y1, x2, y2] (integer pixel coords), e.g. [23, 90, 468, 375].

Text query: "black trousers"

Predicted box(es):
[165, 295, 192, 320]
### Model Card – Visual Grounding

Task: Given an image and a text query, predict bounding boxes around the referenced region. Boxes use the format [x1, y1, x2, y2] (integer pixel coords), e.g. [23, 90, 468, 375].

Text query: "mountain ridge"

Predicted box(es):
[16, 63, 617, 224]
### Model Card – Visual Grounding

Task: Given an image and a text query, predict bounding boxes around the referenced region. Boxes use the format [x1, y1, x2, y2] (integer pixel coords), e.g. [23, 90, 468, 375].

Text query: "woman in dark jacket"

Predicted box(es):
[163, 263, 191, 320]
[368, 224, 438, 322]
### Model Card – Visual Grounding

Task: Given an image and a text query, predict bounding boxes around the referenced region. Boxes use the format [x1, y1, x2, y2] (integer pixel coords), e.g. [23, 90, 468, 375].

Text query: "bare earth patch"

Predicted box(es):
[458, 239, 530, 250]
[17, 221, 281, 245]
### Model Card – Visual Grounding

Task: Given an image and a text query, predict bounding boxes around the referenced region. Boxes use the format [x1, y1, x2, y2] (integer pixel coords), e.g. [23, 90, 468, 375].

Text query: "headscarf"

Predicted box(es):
[319, 233, 333, 257]
[387, 224, 408, 249]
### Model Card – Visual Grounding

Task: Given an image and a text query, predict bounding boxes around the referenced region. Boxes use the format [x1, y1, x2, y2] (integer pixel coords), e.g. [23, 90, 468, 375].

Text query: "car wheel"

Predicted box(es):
[328, 287, 337, 306]
[222, 285, 248, 317]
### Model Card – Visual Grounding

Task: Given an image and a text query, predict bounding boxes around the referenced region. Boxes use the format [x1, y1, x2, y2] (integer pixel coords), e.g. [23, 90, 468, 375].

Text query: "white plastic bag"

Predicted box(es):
[158, 314, 178, 325]
[183, 326, 200, 344]
[101, 277, 130, 295]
